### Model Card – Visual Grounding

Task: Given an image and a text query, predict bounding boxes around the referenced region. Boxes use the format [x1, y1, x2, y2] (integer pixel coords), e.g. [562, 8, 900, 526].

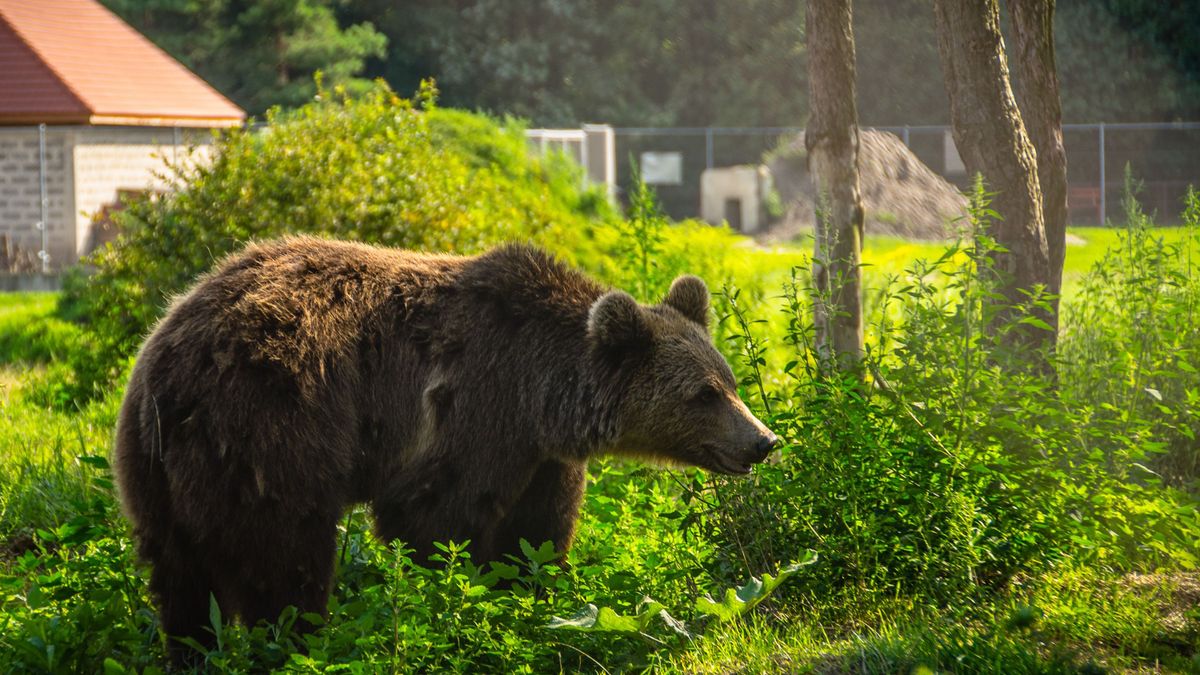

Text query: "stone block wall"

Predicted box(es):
[0, 126, 216, 270]
[0, 126, 72, 268]
[72, 127, 213, 257]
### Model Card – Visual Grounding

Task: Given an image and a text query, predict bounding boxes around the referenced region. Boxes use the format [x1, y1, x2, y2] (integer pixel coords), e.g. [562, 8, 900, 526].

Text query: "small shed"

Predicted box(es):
[0, 0, 244, 270]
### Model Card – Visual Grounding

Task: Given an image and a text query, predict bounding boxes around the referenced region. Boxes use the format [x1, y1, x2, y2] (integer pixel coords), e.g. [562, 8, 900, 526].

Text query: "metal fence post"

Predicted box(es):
[1098, 122, 1106, 226]
[705, 127, 714, 171]
[37, 123, 48, 274]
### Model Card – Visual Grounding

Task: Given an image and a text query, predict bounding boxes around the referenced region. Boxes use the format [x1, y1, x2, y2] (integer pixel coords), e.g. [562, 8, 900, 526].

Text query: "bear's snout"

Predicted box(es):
[756, 432, 780, 456]
[703, 426, 779, 476]
[748, 429, 787, 461]
[740, 431, 779, 466]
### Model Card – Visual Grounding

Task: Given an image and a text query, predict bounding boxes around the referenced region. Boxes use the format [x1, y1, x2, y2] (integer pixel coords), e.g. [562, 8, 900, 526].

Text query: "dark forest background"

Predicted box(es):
[103, 0, 1200, 125]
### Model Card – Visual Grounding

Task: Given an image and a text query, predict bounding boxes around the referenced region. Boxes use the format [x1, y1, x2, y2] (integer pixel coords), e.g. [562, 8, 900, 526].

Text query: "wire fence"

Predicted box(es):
[612, 122, 1200, 226]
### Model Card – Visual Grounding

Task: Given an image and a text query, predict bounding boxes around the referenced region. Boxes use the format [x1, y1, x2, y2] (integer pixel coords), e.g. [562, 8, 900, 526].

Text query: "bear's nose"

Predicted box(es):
[756, 433, 779, 455]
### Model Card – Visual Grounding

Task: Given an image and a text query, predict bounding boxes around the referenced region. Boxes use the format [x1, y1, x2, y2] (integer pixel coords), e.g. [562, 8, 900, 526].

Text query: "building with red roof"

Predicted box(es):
[0, 0, 244, 271]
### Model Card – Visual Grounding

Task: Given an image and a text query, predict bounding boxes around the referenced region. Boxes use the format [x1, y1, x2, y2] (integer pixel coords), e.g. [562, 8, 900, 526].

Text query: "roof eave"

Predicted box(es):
[87, 113, 245, 128]
[0, 113, 245, 128]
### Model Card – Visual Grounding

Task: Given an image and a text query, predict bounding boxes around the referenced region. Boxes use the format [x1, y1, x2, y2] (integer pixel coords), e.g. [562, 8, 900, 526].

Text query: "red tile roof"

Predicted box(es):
[0, 0, 244, 126]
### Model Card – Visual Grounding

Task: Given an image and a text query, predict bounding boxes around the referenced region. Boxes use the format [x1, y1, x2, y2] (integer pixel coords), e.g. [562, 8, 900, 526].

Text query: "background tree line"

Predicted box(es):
[104, 0, 1200, 125]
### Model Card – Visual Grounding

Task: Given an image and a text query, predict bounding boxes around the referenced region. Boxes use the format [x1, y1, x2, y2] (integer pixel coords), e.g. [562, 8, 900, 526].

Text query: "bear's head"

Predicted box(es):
[588, 275, 778, 475]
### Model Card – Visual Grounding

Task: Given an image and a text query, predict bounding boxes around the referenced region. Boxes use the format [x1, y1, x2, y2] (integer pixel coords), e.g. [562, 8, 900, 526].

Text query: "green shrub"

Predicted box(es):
[62, 82, 617, 371]
[59, 82, 765, 408]
[1059, 180, 1200, 492]
[694, 184, 1200, 613]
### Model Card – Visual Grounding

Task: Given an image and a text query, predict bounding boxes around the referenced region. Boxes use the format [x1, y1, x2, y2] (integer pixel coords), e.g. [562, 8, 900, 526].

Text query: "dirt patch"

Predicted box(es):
[1122, 572, 1200, 638]
[764, 130, 968, 242]
[1, 532, 37, 562]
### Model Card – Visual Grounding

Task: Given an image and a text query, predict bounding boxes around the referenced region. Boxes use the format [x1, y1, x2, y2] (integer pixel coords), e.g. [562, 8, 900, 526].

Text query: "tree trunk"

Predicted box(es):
[933, 0, 1052, 354]
[1006, 0, 1068, 323]
[806, 0, 864, 375]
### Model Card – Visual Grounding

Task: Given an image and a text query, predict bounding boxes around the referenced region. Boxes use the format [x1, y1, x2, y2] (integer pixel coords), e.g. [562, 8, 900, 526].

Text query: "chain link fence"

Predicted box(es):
[613, 123, 1200, 226]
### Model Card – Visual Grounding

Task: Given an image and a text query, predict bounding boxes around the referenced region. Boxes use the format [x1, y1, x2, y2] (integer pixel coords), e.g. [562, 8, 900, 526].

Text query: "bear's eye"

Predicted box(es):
[691, 384, 721, 406]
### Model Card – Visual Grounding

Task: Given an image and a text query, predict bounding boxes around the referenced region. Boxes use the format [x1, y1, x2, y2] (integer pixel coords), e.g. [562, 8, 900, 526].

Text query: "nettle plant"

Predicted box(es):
[1060, 178, 1200, 493]
[691, 181, 1199, 608]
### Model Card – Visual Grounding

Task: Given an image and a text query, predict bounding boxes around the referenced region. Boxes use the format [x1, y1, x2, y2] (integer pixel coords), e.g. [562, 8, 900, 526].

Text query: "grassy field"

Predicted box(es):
[768, 226, 1196, 301]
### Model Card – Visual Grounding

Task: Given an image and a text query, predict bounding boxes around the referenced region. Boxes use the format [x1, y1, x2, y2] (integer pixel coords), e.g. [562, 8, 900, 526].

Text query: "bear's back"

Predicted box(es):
[151, 236, 466, 380]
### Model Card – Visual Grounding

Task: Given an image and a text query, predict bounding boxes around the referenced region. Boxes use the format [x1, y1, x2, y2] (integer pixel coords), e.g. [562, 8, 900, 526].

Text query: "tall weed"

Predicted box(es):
[697, 184, 1200, 613]
[1059, 176, 1200, 492]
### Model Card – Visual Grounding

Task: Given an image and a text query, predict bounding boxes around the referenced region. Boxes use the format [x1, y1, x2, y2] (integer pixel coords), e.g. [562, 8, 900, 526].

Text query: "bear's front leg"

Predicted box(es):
[489, 459, 587, 566]
[370, 451, 535, 566]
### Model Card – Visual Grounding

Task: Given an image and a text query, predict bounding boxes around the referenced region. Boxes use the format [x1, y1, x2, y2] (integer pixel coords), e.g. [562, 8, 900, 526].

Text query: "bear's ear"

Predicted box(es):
[588, 291, 651, 351]
[663, 275, 709, 327]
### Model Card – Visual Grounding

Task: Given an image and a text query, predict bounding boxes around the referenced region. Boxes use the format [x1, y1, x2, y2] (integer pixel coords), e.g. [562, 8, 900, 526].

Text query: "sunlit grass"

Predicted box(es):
[668, 569, 1198, 674]
[772, 226, 1195, 302]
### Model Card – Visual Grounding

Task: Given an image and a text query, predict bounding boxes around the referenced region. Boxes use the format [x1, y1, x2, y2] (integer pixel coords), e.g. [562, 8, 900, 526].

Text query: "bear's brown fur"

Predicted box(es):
[114, 236, 776, 653]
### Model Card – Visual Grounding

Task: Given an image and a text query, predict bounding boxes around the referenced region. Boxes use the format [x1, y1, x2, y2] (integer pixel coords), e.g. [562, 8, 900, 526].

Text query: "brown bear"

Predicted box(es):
[114, 236, 777, 653]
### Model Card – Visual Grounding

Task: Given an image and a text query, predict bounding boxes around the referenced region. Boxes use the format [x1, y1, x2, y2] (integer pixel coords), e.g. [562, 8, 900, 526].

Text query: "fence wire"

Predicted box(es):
[614, 123, 1200, 226]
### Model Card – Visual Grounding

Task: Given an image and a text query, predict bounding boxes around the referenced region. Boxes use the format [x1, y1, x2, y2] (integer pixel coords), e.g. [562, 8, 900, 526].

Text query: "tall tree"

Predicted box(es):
[339, 0, 807, 127]
[103, 0, 386, 116]
[806, 0, 864, 374]
[1006, 0, 1068, 321]
[933, 0, 1051, 353]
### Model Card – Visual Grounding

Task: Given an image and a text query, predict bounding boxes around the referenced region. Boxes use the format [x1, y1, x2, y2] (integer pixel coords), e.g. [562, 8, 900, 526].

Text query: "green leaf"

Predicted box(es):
[548, 596, 682, 635]
[477, 561, 520, 587]
[695, 552, 817, 622]
[1018, 316, 1054, 331]
[103, 658, 127, 675]
[208, 593, 223, 648]
[547, 604, 640, 633]
[77, 454, 111, 469]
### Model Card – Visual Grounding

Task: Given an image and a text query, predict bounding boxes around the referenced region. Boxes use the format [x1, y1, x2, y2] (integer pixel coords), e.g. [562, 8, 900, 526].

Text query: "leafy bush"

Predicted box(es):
[62, 82, 617, 372]
[1059, 180, 1200, 492]
[59, 83, 763, 407]
[694, 185, 1200, 613]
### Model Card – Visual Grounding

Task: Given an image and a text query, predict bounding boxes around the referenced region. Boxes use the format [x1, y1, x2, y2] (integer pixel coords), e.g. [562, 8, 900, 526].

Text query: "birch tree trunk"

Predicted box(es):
[806, 0, 864, 375]
[933, 0, 1052, 354]
[1006, 0, 1068, 327]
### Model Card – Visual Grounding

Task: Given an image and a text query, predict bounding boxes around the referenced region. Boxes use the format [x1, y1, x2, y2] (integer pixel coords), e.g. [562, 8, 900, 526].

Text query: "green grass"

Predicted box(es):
[775, 226, 1196, 302]
[0, 292, 84, 366]
[1061, 226, 1194, 300]
[0, 295, 117, 545]
[668, 569, 1200, 673]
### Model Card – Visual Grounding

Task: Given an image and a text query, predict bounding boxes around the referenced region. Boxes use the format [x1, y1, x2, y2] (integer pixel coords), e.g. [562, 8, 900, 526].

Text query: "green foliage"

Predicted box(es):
[549, 552, 816, 639]
[1059, 177, 1200, 492]
[1056, 0, 1200, 122]
[104, 0, 1200, 126]
[0, 293, 114, 410]
[693, 186, 1200, 616]
[339, 0, 808, 127]
[62, 83, 616, 391]
[102, 0, 387, 115]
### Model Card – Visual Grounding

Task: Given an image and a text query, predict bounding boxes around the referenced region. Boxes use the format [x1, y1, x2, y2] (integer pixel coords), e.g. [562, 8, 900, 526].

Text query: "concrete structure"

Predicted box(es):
[526, 125, 616, 200]
[943, 130, 966, 177]
[700, 165, 773, 234]
[0, 0, 244, 271]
